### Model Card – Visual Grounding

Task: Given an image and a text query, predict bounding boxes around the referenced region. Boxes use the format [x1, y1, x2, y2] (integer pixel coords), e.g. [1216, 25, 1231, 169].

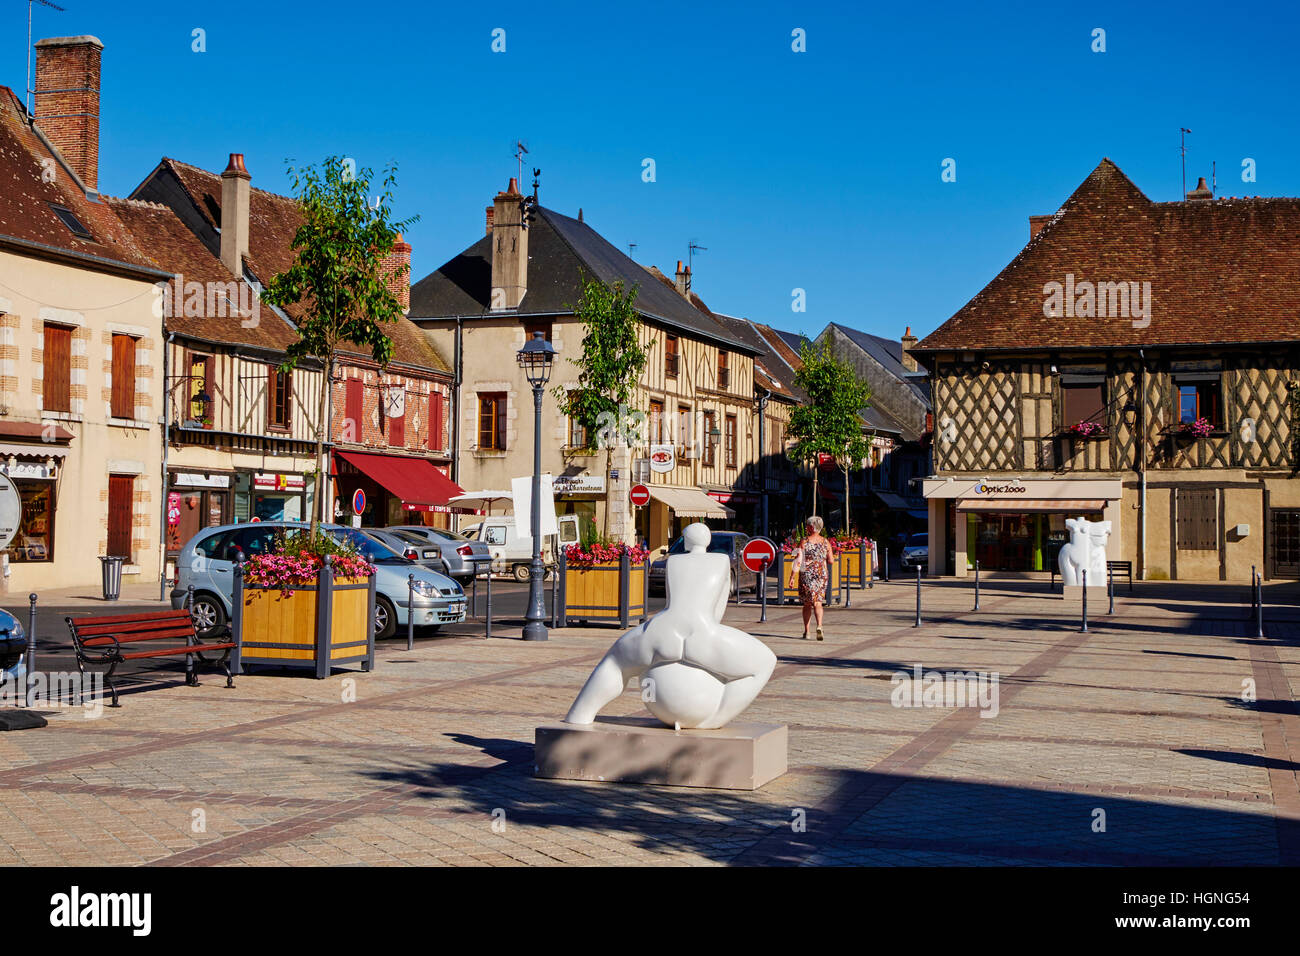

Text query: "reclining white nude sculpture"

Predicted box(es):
[565, 522, 778, 730]
[1057, 516, 1112, 586]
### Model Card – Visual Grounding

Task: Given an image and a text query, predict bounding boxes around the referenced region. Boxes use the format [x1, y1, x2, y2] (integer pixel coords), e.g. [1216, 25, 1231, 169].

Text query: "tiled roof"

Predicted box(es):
[131, 157, 449, 373]
[917, 158, 1300, 352]
[826, 322, 930, 405]
[0, 86, 162, 278]
[409, 205, 757, 354]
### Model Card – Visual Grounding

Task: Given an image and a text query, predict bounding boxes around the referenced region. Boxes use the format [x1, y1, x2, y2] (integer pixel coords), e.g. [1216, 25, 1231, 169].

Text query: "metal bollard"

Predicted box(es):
[973, 559, 980, 611]
[484, 567, 492, 640]
[25, 593, 36, 708]
[1081, 568, 1088, 632]
[914, 565, 921, 627]
[1248, 565, 1257, 622]
[1108, 562, 1114, 615]
[758, 559, 768, 624]
[1256, 571, 1265, 639]
[407, 573, 415, 651]
[471, 574, 478, 618]
[186, 584, 194, 611]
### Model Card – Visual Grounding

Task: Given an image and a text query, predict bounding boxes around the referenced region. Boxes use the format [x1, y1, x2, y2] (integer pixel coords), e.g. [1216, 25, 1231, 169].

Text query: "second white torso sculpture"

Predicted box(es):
[565, 523, 778, 730]
[1057, 516, 1112, 586]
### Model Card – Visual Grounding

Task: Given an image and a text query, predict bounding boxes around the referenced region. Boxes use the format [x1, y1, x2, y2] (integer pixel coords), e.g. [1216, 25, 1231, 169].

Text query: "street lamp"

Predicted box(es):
[517, 330, 557, 641]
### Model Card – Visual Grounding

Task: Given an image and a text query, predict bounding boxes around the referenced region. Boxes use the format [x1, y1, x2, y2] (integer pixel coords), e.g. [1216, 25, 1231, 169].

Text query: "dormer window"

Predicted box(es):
[48, 203, 92, 240]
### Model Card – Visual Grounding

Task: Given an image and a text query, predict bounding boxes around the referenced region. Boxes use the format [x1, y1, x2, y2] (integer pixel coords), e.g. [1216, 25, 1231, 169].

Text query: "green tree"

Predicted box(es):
[261, 156, 417, 536]
[787, 339, 873, 531]
[555, 277, 652, 535]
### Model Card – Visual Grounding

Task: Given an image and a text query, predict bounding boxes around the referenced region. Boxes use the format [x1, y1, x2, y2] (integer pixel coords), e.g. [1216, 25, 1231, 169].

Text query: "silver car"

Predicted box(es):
[386, 526, 492, 585]
[900, 533, 929, 573]
[0, 608, 25, 695]
[170, 521, 466, 641]
[365, 528, 444, 571]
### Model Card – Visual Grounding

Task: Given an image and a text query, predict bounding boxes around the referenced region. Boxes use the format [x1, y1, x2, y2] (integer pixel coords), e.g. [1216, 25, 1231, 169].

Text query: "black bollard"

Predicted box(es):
[914, 565, 921, 627]
[407, 573, 415, 651]
[25, 593, 36, 708]
[1256, 570, 1265, 639]
[973, 559, 980, 611]
[471, 573, 478, 618]
[758, 558, 768, 624]
[484, 566, 492, 640]
[1081, 568, 1088, 632]
[1108, 562, 1114, 615]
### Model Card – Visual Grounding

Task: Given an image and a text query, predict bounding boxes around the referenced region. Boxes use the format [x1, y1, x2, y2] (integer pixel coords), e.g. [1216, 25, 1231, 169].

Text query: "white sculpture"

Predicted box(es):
[1057, 516, 1112, 586]
[565, 522, 777, 730]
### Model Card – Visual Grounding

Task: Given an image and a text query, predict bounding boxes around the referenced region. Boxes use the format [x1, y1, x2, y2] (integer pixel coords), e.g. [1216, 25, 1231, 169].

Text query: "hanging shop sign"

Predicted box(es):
[649, 444, 676, 474]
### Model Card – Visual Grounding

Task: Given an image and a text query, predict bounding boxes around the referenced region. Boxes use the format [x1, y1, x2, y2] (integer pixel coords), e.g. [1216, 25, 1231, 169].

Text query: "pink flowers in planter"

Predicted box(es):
[242, 535, 375, 595]
[564, 541, 651, 568]
[1065, 420, 1106, 437]
[1178, 417, 1214, 439]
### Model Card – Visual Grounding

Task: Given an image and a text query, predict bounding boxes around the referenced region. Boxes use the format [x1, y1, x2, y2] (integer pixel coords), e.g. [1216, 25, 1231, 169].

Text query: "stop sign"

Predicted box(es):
[629, 483, 651, 507]
[741, 537, 778, 573]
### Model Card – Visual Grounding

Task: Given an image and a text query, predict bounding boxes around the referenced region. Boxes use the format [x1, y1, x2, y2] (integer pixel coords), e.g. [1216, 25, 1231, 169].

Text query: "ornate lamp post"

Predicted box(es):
[517, 331, 557, 641]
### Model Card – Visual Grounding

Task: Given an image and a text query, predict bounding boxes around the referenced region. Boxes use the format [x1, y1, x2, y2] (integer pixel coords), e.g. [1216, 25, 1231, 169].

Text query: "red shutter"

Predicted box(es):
[111, 334, 136, 419]
[43, 324, 72, 412]
[107, 475, 134, 558]
[389, 407, 405, 447]
[429, 392, 444, 451]
[345, 378, 363, 443]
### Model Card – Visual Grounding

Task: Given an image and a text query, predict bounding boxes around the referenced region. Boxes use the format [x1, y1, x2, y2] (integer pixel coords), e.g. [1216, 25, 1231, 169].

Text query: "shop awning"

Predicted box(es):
[335, 450, 467, 513]
[957, 498, 1106, 513]
[649, 485, 734, 519]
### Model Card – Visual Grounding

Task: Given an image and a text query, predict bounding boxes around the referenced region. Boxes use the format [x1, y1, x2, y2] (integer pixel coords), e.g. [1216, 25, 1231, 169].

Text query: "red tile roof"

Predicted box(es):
[916, 158, 1300, 352]
[0, 86, 160, 277]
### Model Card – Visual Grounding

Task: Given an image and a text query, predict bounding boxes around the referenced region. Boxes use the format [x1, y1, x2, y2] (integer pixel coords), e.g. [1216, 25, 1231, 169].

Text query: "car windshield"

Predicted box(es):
[907, 534, 928, 546]
[667, 535, 733, 555]
[329, 528, 404, 563]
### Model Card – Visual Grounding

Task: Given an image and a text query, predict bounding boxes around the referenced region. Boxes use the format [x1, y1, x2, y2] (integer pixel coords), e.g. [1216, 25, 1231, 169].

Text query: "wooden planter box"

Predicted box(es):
[776, 551, 841, 605]
[838, 542, 878, 589]
[557, 551, 647, 627]
[232, 561, 376, 679]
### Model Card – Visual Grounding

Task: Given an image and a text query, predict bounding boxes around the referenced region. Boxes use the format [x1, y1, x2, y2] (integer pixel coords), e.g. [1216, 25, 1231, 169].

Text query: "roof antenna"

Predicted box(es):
[627, 242, 637, 257]
[1179, 127, 1191, 200]
[26, 0, 67, 118]
[688, 240, 707, 275]
[531, 167, 540, 203]
[514, 140, 528, 187]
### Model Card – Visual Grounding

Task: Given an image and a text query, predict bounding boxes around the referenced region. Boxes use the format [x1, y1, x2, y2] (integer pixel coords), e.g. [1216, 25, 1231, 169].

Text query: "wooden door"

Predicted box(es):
[107, 475, 134, 558]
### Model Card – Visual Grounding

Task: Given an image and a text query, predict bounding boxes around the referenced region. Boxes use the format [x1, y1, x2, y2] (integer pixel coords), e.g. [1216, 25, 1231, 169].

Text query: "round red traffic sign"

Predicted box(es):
[741, 537, 777, 573]
[629, 483, 651, 507]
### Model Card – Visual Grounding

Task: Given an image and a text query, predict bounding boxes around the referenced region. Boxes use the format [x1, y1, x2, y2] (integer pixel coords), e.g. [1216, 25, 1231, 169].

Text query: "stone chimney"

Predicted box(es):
[33, 36, 104, 190]
[485, 205, 494, 236]
[1186, 176, 1214, 201]
[490, 178, 527, 310]
[380, 233, 412, 313]
[900, 326, 918, 373]
[1029, 214, 1053, 239]
[219, 153, 251, 277]
[674, 260, 690, 297]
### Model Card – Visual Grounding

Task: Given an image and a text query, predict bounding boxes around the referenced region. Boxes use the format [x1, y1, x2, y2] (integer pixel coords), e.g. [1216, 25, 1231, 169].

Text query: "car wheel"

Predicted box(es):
[189, 592, 227, 639]
[374, 596, 397, 641]
[513, 564, 531, 583]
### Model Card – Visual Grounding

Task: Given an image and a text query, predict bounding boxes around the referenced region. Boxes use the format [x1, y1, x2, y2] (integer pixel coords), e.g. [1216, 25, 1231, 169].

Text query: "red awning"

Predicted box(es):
[334, 451, 466, 512]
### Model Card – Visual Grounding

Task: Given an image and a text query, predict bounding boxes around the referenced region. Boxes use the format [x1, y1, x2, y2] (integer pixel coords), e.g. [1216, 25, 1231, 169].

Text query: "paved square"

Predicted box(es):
[2, 579, 1297, 866]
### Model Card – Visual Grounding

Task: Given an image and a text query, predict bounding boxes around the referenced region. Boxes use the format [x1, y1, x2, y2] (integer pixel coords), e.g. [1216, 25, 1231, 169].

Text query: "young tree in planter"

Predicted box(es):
[787, 338, 873, 531]
[261, 157, 416, 537]
[555, 276, 652, 536]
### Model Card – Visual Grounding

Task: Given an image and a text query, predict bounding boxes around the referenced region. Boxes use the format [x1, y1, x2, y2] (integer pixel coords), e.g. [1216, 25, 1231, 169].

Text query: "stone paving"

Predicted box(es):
[1, 577, 1297, 866]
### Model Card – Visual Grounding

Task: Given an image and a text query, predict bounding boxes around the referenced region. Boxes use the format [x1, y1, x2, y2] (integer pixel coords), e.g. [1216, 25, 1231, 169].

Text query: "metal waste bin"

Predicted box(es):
[99, 555, 125, 601]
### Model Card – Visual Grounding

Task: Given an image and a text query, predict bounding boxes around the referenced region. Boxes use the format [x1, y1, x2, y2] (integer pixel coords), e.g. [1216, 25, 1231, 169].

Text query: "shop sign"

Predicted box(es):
[552, 474, 606, 495]
[167, 492, 182, 526]
[973, 481, 1028, 496]
[0, 475, 20, 551]
[173, 472, 230, 489]
[649, 444, 675, 473]
[253, 473, 306, 491]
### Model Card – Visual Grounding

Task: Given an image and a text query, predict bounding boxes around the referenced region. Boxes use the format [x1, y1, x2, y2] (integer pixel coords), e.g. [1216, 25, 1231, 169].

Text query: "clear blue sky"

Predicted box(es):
[7, 0, 1298, 342]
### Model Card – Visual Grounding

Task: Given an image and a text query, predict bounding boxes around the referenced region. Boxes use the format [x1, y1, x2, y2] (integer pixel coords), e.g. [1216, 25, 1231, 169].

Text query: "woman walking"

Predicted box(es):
[788, 516, 833, 640]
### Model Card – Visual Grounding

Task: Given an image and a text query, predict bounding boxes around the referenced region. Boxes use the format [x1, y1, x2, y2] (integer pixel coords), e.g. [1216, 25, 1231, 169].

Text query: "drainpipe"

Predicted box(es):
[158, 331, 174, 601]
[1139, 348, 1147, 580]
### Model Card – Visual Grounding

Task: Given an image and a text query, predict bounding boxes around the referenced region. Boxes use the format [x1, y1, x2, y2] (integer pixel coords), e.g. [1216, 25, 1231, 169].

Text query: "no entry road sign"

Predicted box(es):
[629, 483, 651, 507]
[741, 537, 777, 573]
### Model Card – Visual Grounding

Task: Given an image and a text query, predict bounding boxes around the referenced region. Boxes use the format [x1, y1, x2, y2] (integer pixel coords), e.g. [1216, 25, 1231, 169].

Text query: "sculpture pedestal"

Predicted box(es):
[534, 717, 787, 790]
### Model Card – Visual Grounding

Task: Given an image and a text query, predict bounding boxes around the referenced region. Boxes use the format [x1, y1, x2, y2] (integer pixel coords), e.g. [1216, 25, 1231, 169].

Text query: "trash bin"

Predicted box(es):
[99, 555, 125, 601]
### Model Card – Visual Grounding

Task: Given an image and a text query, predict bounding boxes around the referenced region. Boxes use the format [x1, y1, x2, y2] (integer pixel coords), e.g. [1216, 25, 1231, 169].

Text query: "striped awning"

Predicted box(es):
[649, 485, 734, 519]
[957, 498, 1106, 513]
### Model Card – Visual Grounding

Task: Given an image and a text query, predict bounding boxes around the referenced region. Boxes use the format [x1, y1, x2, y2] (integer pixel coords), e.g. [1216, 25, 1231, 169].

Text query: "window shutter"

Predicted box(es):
[43, 324, 72, 413]
[107, 475, 134, 558]
[389, 405, 405, 447]
[345, 378, 363, 442]
[1177, 488, 1217, 551]
[111, 334, 136, 419]
[496, 396, 507, 451]
[429, 392, 444, 451]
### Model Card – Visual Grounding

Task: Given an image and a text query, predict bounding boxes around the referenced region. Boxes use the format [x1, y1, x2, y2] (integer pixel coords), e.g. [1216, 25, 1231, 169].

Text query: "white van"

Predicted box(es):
[463, 514, 581, 581]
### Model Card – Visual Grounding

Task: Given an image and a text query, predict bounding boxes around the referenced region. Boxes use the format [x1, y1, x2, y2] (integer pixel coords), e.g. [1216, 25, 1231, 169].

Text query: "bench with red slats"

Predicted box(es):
[66, 608, 240, 707]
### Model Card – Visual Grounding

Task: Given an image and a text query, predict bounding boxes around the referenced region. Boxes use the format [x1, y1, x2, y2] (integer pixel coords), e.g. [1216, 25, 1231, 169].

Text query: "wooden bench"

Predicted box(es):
[66, 608, 239, 707]
[1107, 560, 1134, 592]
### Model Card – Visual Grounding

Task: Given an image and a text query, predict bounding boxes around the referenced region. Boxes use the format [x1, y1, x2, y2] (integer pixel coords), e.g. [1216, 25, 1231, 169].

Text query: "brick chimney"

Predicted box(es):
[380, 233, 412, 313]
[674, 260, 690, 297]
[900, 326, 918, 372]
[485, 205, 494, 236]
[219, 153, 251, 277]
[1186, 176, 1213, 201]
[490, 178, 527, 310]
[1029, 214, 1053, 239]
[33, 36, 104, 190]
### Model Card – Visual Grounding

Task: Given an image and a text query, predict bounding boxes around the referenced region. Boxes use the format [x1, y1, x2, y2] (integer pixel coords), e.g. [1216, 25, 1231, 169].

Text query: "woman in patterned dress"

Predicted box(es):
[788, 516, 833, 640]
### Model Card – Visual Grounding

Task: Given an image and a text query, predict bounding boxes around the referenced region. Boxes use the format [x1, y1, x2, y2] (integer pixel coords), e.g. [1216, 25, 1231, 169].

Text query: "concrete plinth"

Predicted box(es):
[534, 717, 787, 790]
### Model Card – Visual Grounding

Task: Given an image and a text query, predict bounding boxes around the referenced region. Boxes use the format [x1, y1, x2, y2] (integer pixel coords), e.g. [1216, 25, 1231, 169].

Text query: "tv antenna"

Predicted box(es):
[1179, 127, 1191, 200]
[26, 0, 67, 117]
[514, 140, 528, 186]
[627, 242, 637, 257]
[688, 240, 707, 274]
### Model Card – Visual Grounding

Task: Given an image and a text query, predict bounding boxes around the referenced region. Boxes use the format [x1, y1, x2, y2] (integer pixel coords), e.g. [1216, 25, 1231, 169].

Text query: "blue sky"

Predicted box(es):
[7, 0, 1299, 342]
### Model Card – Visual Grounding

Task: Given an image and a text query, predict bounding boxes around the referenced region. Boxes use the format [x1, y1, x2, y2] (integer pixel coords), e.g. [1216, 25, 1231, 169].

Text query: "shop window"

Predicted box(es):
[268, 366, 292, 431]
[478, 392, 507, 450]
[1177, 380, 1222, 429]
[110, 333, 137, 420]
[10, 480, 54, 562]
[725, 414, 737, 468]
[665, 335, 679, 379]
[1176, 488, 1217, 551]
[42, 323, 72, 413]
[1061, 380, 1104, 428]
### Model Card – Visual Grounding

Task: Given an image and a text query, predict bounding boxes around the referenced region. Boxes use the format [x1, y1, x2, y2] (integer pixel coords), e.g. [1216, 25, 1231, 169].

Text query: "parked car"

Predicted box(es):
[365, 528, 444, 572]
[0, 608, 25, 695]
[387, 526, 491, 585]
[649, 531, 751, 596]
[462, 514, 580, 581]
[900, 532, 929, 572]
[170, 521, 466, 642]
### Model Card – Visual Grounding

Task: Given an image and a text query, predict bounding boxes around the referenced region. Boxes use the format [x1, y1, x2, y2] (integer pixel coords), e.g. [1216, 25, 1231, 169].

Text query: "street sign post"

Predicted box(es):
[629, 483, 650, 507]
[742, 537, 777, 623]
[352, 488, 367, 515]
